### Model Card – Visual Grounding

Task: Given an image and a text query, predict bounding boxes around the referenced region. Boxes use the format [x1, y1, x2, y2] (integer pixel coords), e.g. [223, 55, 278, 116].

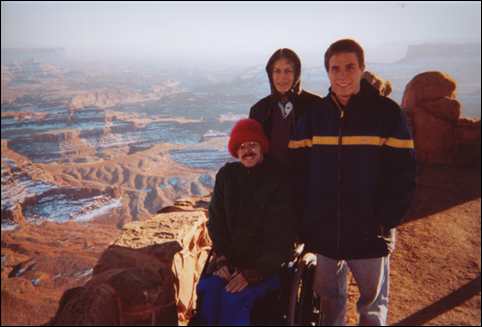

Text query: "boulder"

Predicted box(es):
[402, 71, 457, 109]
[49, 206, 211, 325]
[402, 71, 480, 166]
[49, 267, 173, 325]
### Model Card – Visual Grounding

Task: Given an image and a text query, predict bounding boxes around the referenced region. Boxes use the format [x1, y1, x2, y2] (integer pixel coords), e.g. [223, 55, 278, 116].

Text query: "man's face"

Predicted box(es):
[328, 52, 364, 105]
[238, 141, 263, 168]
[272, 58, 295, 94]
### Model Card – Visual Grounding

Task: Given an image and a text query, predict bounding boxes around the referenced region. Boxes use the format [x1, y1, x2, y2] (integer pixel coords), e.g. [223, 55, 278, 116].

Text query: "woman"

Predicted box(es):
[250, 49, 322, 221]
[249, 48, 322, 169]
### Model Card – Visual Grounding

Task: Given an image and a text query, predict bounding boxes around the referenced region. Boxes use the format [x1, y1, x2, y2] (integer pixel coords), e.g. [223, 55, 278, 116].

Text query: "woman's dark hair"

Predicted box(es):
[266, 48, 302, 95]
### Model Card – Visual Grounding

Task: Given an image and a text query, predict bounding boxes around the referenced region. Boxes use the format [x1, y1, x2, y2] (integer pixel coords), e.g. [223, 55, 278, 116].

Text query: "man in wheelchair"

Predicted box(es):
[195, 118, 297, 325]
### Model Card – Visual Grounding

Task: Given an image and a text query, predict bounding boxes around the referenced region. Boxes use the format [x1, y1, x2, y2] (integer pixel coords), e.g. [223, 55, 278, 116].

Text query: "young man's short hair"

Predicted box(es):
[324, 39, 365, 72]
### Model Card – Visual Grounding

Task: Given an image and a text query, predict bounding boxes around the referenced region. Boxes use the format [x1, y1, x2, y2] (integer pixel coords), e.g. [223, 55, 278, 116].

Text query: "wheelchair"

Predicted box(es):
[190, 244, 323, 326]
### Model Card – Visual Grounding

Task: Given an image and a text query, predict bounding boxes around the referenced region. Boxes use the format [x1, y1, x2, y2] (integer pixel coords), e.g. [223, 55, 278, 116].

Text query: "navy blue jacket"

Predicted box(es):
[289, 80, 416, 259]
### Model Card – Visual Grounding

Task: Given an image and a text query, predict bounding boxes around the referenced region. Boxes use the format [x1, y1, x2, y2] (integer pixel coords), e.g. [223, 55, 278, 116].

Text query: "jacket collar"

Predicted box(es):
[328, 79, 379, 110]
[267, 90, 305, 119]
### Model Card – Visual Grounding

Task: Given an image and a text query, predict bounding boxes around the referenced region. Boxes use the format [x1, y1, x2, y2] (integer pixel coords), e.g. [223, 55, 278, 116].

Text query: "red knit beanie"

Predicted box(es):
[228, 119, 269, 158]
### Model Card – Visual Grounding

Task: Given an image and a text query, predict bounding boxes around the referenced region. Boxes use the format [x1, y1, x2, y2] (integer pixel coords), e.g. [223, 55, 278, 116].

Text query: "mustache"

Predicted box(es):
[241, 151, 256, 159]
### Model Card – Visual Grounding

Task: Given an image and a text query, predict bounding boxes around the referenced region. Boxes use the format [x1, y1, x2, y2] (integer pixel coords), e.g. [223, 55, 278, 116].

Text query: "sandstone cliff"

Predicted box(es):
[68, 80, 182, 111]
[48, 197, 211, 325]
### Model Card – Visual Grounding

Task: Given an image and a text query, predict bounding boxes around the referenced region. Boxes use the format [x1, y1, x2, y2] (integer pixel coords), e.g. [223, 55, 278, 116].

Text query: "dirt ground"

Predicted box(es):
[1, 165, 480, 325]
[346, 165, 481, 325]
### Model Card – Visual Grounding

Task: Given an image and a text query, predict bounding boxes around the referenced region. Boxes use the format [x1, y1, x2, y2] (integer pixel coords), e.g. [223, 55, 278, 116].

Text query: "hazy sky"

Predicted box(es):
[2, 1, 481, 65]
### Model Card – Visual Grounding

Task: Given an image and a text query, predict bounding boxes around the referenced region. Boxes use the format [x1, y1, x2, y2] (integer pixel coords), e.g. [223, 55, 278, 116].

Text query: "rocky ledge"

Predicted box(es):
[48, 196, 211, 325]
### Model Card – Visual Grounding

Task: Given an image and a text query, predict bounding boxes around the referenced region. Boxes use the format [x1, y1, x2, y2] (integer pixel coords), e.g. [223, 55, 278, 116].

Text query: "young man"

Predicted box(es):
[197, 118, 296, 325]
[289, 39, 416, 325]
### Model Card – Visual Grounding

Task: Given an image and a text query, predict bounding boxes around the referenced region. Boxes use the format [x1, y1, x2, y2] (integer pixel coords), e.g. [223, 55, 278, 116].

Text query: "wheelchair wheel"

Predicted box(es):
[286, 253, 322, 326]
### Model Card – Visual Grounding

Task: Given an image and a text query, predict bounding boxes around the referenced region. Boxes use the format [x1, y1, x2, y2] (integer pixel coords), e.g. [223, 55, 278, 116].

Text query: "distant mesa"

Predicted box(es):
[1, 59, 63, 86]
[217, 113, 247, 123]
[1, 111, 49, 122]
[7, 129, 97, 164]
[200, 129, 228, 142]
[398, 43, 481, 63]
[68, 90, 142, 110]
[151, 80, 180, 92]
[105, 111, 203, 129]
[1, 48, 66, 65]
[68, 81, 183, 110]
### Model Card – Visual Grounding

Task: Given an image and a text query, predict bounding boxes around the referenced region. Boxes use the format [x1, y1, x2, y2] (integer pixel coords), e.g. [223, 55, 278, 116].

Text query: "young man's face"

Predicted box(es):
[238, 141, 263, 168]
[272, 58, 295, 94]
[328, 52, 364, 105]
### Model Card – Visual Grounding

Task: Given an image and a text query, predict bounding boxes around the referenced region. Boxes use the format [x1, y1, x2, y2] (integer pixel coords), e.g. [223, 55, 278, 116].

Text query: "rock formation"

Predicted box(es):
[49, 197, 211, 325]
[399, 43, 481, 63]
[1, 204, 25, 226]
[3, 69, 480, 326]
[1, 111, 49, 122]
[68, 81, 182, 111]
[455, 117, 481, 167]
[402, 71, 481, 167]
[68, 90, 144, 111]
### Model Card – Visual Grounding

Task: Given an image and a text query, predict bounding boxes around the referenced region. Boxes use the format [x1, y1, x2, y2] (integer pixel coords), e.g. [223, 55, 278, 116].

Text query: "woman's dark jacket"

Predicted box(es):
[249, 90, 323, 142]
[207, 157, 296, 277]
[249, 91, 323, 219]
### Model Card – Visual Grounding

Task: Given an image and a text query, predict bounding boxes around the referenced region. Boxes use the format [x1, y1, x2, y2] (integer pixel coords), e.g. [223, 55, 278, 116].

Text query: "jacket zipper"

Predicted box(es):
[332, 95, 344, 258]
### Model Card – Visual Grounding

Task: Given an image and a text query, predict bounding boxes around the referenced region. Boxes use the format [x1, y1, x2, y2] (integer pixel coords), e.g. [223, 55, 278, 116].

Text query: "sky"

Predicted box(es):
[1, 1, 481, 66]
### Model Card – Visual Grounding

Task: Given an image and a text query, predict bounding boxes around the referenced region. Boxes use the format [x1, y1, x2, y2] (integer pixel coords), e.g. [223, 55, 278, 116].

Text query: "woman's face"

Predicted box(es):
[272, 58, 295, 94]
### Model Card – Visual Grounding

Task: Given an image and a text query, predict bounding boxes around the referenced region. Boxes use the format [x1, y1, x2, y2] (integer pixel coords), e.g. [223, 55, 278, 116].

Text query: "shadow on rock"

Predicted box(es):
[404, 165, 481, 224]
[48, 243, 181, 326]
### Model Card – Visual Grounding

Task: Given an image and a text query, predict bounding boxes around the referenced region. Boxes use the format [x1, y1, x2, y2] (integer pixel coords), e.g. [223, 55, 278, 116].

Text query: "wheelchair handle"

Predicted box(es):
[286, 252, 317, 326]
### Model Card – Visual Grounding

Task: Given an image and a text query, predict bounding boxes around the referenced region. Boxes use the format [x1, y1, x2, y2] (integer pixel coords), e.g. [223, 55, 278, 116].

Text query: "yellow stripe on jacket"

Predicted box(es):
[288, 136, 414, 149]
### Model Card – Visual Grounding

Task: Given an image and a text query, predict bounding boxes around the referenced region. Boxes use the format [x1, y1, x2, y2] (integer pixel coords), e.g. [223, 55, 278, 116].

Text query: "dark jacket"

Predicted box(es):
[207, 157, 296, 278]
[250, 91, 323, 224]
[249, 90, 323, 142]
[289, 79, 416, 260]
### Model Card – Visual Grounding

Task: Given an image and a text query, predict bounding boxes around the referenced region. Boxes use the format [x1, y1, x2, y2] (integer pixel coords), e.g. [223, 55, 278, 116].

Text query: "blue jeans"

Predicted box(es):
[313, 254, 390, 326]
[196, 274, 280, 326]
